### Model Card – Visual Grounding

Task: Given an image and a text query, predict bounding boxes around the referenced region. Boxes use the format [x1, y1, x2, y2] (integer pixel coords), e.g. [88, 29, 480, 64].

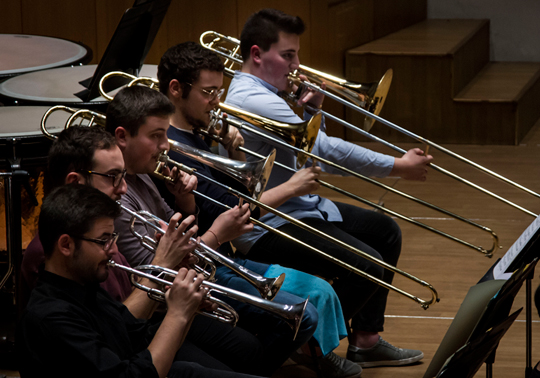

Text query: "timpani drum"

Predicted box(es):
[0, 64, 157, 109]
[0, 106, 67, 251]
[0, 34, 92, 80]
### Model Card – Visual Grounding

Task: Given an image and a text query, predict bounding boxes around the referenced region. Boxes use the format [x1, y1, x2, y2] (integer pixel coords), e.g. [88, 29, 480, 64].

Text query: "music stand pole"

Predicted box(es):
[526, 268, 534, 377]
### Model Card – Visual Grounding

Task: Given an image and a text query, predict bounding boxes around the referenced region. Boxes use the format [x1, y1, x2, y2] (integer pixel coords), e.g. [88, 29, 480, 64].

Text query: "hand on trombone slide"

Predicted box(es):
[390, 147, 434, 182]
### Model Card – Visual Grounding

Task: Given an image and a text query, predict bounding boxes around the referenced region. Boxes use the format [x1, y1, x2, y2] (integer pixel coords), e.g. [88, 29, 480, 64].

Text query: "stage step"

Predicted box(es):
[345, 19, 540, 145]
[454, 62, 540, 145]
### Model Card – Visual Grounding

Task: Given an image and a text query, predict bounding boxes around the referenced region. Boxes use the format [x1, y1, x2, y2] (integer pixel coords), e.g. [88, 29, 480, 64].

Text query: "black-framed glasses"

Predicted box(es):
[185, 82, 225, 101]
[83, 169, 127, 188]
[72, 232, 119, 252]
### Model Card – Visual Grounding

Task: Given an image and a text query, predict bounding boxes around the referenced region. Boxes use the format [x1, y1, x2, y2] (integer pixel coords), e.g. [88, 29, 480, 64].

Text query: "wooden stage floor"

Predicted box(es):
[2, 120, 540, 378]
[277, 119, 540, 378]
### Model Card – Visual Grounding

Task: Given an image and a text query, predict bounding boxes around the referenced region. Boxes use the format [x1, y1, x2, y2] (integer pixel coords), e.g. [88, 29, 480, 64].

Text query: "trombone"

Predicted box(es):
[199, 30, 392, 132]
[95, 73, 440, 308]
[154, 152, 440, 310]
[39, 105, 285, 301]
[107, 260, 307, 339]
[95, 68, 501, 256]
[200, 30, 540, 218]
[120, 204, 285, 301]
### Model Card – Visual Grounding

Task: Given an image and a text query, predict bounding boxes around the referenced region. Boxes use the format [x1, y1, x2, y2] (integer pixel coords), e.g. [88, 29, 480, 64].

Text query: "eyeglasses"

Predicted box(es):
[83, 169, 127, 188]
[72, 232, 119, 252]
[185, 83, 225, 101]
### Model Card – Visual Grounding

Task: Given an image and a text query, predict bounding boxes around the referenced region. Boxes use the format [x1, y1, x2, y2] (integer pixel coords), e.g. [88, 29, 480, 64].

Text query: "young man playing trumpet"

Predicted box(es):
[16, 184, 264, 378]
[156, 40, 361, 378]
[223, 8, 431, 369]
[21, 125, 268, 373]
[105, 85, 321, 376]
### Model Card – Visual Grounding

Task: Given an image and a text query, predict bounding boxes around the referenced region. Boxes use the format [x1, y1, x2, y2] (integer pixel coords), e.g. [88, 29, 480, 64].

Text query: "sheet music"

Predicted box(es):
[493, 214, 540, 280]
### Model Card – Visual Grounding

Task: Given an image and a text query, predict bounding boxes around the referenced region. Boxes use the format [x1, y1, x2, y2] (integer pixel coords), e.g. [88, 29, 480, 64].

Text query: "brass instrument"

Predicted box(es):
[154, 152, 440, 310]
[168, 138, 276, 205]
[213, 104, 500, 257]
[107, 260, 307, 339]
[199, 30, 392, 132]
[39, 106, 284, 300]
[99, 71, 159, 101]
[97, 72, 499, 255]
[96, 74, 441, 308]
[41, 105, 107, 139]
[200, 30, 540, 217]
[120, 204, 284, 301]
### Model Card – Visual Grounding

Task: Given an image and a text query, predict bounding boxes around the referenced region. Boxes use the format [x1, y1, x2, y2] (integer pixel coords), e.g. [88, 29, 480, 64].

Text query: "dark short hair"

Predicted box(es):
[240, 8, 305, 61]
[45, 126, 116, 195]
[105, 86, 175, 136]
[39, 184, 121, 258]
[158, 41, 224, 98]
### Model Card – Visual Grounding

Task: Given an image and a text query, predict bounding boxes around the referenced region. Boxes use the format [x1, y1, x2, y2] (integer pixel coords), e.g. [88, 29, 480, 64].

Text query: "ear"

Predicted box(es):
[57, 234, 75, 258]
[65, 172, 85, 185]
[169, 79, 182, 99]
[251, 45, 262, 65]
[115, 127, 128, 149]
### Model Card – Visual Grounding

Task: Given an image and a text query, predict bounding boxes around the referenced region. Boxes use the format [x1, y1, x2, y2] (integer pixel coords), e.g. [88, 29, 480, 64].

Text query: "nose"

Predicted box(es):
[116, 178, 128, 196]
[291, 55, 300, 70]
[158, 134, 169, 152]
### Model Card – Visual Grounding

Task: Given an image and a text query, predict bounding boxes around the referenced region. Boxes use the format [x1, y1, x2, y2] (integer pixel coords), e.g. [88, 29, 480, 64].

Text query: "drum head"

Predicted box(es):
[0, 34, 91, 78]
[0, 64, 157, 106]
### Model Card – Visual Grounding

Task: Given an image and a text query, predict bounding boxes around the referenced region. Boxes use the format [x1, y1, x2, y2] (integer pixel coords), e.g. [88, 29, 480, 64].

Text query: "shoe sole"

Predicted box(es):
[353, 352, 424, 368]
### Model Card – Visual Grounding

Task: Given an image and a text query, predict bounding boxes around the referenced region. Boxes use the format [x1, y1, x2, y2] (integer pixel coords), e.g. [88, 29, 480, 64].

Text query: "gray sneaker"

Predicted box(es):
[346, 337, 424, 368]
[291, 351, 362, 378]
[320, 352, 362, 378]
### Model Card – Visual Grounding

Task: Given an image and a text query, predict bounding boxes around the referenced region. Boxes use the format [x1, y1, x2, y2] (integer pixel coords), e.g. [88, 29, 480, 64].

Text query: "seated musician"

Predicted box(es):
[20, 125, 267, 373]
[105, 85, 320, 376]
[16, 184, 264, 378]
[223, 8, 431, 369]
[156, 41, 359, 378]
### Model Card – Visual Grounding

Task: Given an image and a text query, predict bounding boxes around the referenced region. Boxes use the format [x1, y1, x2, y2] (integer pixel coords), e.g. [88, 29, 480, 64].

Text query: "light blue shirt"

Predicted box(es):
[223, 71, 394, 254]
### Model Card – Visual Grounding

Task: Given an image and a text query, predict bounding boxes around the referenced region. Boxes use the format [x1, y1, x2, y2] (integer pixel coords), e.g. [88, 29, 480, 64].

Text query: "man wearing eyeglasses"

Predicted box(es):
[16, 184, 264, 378]
[21, 125, 273, 374]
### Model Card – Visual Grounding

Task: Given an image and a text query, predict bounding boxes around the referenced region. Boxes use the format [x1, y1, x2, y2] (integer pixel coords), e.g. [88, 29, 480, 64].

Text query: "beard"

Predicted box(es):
[185, 112, 210, 131]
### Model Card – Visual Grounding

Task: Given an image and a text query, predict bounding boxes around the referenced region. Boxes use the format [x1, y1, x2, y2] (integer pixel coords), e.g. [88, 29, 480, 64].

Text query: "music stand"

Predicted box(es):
[75, 0, 171, 101]
[437, 308, 523, 378]
[424, 259, 538, 378]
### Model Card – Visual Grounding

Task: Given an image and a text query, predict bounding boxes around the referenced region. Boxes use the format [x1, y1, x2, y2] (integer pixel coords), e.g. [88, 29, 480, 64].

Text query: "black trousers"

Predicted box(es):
[249, 202, 402, 333]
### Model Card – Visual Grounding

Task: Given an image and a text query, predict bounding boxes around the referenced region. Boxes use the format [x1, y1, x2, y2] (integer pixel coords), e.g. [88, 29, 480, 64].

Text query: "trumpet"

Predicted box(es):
[120, 204, 285, 301]
[107, 260, 308, 339]
[154, 151, 440, 309]
[201, 29, 540, 218]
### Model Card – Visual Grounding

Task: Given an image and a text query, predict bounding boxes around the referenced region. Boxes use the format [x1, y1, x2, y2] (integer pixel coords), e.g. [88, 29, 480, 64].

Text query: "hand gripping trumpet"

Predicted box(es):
[120, 204, 285, 301]
[107, 261, 308, 339]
